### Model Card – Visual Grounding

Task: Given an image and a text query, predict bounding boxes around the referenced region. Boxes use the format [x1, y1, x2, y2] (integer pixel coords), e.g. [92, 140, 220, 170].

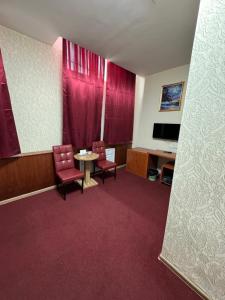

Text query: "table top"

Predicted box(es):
[74, 152, 99, 161]
[131, 147, 176, 160]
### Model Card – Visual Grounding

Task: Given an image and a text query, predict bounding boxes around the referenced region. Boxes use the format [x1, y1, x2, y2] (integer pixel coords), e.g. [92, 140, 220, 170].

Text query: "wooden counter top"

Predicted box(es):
[132, 147, 176, 160]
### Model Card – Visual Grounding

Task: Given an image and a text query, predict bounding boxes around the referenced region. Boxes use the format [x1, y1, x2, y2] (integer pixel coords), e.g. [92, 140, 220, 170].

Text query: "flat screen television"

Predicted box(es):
[153, 123, 180, 141]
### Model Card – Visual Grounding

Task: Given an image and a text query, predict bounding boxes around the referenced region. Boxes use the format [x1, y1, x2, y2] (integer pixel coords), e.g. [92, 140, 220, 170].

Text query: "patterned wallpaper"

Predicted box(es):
[161, 1, 225, 299]
[0, 25, 62, 153]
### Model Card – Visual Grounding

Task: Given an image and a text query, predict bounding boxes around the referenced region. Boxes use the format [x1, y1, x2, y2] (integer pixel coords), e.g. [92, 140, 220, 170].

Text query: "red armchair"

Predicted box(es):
[52, 145, 84, 199]
[92, 141, 117, 184]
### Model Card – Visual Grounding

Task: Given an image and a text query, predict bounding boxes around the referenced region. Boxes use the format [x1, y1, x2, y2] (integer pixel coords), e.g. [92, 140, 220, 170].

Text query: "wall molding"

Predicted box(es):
[158, 254, 209, 300]
[10, 143, 132, 158]
[0, 185, 56, 206]
[12, 150, 52, 157]
[0, 145, 130, 202]
[1, 166, 127, 206]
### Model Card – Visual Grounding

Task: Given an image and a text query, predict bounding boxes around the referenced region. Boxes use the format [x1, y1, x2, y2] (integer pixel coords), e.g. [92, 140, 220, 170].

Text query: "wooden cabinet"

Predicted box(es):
[126, 148, 149, 178]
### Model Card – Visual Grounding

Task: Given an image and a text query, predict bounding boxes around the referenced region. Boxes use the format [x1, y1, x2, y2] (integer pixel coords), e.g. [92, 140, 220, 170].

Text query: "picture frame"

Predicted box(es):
[159, 81, 184, 112]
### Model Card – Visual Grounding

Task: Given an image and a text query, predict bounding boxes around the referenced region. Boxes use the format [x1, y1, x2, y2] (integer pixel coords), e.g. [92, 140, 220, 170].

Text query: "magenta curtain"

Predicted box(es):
[0, 49, 20, 158]
[104, 62, 136, 145]
[63, 39, 105, 149]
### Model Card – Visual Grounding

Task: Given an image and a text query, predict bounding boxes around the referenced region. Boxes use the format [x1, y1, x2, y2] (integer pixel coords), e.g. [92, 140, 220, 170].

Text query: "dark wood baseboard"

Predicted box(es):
[158, 254, 209, 300]
[0, 144, 131, 202]
[0, 185, 56, 206]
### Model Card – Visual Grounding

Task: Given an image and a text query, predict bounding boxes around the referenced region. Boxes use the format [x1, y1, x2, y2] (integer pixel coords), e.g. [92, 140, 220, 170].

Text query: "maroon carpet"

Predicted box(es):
[0, 169, 201, 300]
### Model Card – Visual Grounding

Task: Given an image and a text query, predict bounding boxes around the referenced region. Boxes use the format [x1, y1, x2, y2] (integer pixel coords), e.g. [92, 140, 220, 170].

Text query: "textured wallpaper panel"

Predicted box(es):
[0, 25, 62, 153]
[161, 1, 225, 299]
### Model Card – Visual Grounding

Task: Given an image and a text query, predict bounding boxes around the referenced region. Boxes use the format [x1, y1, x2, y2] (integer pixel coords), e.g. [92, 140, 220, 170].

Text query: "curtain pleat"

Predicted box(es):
[63, 39, 105, 149]
[104, 61, 136, 145]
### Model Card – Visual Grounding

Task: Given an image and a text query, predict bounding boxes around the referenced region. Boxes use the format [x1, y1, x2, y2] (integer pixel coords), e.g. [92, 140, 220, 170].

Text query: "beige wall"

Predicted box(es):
[133, 65, 189, 152]
[133, 75, 145, 145]
[0, 25, 62, 153]
[161, 0, 225, 299]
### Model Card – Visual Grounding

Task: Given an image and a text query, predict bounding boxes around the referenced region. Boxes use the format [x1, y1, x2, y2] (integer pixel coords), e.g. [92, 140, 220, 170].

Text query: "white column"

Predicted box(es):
[100, 59, 108, 140]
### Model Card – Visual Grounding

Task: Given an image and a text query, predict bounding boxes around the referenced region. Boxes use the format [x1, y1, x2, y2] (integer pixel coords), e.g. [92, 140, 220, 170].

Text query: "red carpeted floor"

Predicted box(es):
[0, 169, 201, 300]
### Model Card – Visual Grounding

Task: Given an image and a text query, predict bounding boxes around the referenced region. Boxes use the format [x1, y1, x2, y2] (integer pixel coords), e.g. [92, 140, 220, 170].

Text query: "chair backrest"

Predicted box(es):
[92, 141, 106, 161]
[52, 144, 75, 172]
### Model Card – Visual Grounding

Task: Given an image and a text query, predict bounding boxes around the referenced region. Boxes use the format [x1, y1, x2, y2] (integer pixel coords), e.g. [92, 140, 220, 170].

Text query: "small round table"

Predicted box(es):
[74, 152, 99, 189]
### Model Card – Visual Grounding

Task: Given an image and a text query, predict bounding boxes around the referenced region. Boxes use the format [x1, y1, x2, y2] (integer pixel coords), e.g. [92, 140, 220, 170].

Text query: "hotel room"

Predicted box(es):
[0, 0, 224, 299]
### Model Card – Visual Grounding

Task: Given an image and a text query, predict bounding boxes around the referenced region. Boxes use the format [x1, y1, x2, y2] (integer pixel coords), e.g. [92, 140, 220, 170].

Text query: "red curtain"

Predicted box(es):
[104, 62, 136, 145]
[63, 39, 105, 149]
[0, 49, 20, 158]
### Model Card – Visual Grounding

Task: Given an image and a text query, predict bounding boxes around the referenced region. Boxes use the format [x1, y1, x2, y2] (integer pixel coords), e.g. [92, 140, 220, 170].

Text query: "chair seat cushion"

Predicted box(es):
[97, 160, 117, 170]
[57, 168, 84, 183]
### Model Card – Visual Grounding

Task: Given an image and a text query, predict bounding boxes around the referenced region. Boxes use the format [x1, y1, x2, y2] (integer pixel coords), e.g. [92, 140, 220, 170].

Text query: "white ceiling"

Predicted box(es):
[0, 0, 200, 75]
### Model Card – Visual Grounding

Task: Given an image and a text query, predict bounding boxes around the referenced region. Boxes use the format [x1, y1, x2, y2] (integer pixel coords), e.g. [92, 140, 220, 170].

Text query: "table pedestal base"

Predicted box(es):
[84, 178, 98, 189]
[76, 178, 98, 189]
[74, 156, 99, 189]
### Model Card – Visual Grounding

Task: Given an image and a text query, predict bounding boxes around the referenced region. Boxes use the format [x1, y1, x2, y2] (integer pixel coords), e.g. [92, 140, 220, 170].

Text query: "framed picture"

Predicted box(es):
[159, 81, 184, 112]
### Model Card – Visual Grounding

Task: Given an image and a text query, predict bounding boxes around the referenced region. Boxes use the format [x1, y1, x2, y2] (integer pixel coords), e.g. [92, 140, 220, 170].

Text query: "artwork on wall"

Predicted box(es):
[159, 82, 184, 112]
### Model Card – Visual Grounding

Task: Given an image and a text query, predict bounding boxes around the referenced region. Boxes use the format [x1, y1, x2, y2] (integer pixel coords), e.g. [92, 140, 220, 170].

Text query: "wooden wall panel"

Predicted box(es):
[114, 143, 132, 166]
[0, 144, 131, 202]
[0, 153, 55, 201]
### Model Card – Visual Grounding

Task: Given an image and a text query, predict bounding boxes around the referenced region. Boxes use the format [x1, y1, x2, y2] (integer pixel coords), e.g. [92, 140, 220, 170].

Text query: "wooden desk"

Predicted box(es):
[126, 147, 176, 178]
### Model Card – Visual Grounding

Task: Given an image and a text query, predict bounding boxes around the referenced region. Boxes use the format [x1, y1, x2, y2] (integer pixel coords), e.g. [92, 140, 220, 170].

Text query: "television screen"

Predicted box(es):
[153, 123, 180, 141]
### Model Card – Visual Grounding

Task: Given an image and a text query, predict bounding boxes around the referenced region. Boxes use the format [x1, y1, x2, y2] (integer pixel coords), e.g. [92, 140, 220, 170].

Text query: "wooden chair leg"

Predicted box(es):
[160, 166, 164, 183]
[93, 163, 96, 175]
[57, 181, 66, 200]
[56, 183, 60, 195]
[81, 178, 84, 193]
[55, 177, 63, 200]
[114, 166, 117, 180]
[56, 177, 61, 193]
[102, 170, 105, 184]
[63, 185, 66, 200]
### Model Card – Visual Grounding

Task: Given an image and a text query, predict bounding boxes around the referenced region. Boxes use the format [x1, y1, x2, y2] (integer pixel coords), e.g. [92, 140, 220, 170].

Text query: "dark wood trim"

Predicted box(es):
[158, 255, 209, 300]
[12, 150, 52, 157]
[114, 143, 132, 166]
[0, 143, 131, 202]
